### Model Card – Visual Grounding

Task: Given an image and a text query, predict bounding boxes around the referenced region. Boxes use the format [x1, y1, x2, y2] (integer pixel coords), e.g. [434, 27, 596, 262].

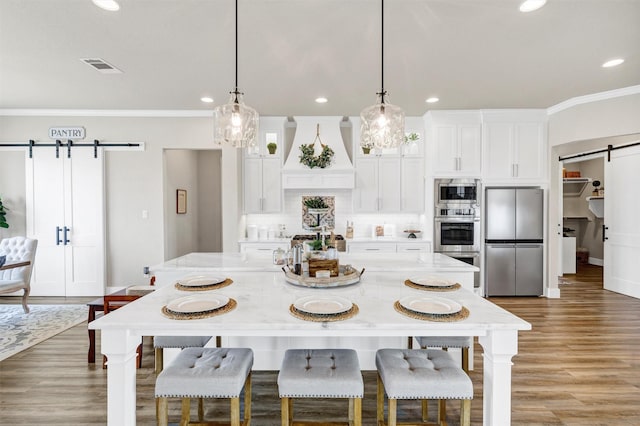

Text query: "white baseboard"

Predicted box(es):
[546, 287, 561, 298]
[589, 257, 603, 266]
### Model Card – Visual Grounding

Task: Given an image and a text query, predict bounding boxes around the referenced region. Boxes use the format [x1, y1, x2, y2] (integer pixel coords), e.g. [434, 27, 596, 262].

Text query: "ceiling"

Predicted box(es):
[1, 0, 639, 117]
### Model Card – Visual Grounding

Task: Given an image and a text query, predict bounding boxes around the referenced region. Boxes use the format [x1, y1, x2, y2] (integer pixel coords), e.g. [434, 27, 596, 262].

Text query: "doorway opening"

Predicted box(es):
[163, 149, 222, 260]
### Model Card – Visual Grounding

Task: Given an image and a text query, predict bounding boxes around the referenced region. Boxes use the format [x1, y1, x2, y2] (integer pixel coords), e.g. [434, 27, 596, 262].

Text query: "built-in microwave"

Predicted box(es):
[435, 178, 480, 205]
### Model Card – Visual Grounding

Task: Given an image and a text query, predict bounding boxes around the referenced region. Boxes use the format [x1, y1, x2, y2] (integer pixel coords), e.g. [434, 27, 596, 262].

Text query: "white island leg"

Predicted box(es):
[102, 329, 141, 426]
[479, 329, 519, 425]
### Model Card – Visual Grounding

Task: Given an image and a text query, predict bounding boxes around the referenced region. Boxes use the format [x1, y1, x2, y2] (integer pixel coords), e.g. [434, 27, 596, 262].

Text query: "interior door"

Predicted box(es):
[604, 144, 640, 298]
[26, 148, 105, 296]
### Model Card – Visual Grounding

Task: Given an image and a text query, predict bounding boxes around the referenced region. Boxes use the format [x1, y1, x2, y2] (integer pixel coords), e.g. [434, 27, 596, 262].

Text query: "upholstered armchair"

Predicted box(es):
[0, 236, 38, 313]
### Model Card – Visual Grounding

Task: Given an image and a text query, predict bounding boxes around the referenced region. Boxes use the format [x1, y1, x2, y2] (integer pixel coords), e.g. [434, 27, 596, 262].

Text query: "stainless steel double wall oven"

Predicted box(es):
[434, 178, 481, 288]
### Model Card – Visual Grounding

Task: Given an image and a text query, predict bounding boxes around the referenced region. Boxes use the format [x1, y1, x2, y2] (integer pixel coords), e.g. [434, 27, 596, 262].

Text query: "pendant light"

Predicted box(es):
[213, 0, 259, 148]
[360, 0, 405, 150]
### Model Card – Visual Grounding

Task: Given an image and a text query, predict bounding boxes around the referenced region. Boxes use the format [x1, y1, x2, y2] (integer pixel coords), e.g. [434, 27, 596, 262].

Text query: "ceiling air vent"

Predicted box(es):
[80, 58, 122, 74]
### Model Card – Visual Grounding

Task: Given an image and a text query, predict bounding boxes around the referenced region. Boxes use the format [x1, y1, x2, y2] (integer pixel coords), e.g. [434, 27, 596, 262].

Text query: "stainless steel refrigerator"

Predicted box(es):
[485, 187, 544, 296]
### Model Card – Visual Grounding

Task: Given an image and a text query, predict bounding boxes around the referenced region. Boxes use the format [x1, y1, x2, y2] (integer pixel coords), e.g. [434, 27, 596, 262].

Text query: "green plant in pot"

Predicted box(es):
[0, 197, 9, 229]
[304, 197, 328, 210]
[361, 141, 374, 154]
[267, 142, 277, 155]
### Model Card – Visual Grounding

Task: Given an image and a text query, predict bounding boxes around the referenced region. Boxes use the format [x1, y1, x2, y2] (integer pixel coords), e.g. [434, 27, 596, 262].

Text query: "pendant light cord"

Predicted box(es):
[380, 0, 384, 95]
[234, 0, 238, 91]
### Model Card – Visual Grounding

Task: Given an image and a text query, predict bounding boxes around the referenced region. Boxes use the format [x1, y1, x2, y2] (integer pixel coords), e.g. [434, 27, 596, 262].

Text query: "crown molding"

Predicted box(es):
[0, 109, 213, 117]
[547, 85, 640, 115]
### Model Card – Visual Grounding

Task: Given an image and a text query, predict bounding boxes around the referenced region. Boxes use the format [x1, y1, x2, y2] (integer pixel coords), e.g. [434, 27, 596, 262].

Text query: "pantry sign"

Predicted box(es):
[48, 126, 85, 140]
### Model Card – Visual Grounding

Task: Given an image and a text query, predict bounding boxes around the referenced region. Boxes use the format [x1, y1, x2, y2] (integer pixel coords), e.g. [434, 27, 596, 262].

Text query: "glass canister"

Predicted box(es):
[273, 247, 286, 265]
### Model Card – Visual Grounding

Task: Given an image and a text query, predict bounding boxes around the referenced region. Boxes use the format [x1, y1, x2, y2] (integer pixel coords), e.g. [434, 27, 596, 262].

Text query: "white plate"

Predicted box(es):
[294, 295, 352, 315]
[177, 275, 226, 287]
[166, 294, 229, 314]
[409, 276, 456, 287]
[399, 295, 462, 315]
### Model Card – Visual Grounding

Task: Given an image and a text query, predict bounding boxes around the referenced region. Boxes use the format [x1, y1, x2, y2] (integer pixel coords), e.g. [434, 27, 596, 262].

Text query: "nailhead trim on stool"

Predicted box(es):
[414, 336, 473, 372]
[376, 349, 472, 426]
[278, 349, 364, 426]
[155, 347, 253, 426]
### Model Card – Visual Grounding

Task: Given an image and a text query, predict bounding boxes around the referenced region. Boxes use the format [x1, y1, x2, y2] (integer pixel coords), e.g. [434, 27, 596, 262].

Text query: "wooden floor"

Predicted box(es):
[1, 264, 639, 425]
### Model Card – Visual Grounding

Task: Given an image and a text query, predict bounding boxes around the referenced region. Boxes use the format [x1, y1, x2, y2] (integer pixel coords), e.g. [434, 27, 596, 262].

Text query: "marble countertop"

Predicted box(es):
[90, 270, 529, 336]
[150, 252, 478, 274]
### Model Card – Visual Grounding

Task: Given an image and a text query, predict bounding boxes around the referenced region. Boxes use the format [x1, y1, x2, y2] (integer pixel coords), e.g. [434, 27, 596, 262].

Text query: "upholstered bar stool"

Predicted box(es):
[277, 349, 364, 426]
[154, 336, 214, 374]
[155, 347, 253, 426]
[412, 336, 473, 373]
[376, 349, 473, 426]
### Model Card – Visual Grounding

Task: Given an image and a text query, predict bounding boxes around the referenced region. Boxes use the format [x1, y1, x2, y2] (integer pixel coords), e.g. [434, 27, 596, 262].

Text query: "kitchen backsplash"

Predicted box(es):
[244, 189, 426, 239]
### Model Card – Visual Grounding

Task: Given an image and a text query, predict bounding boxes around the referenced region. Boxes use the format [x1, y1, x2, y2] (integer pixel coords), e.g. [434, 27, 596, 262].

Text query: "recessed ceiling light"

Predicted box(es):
[201, 97, 214, 103]
[602, 58, 624, 68]
[519, 0, 546, 12]
[425, 97, 439, 104]
[92, 0, 120, 12]
[315, 97, 328, 104]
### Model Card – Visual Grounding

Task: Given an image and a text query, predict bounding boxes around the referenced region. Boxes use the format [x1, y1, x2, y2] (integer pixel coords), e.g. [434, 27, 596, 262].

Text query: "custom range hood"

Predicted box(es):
[282, 116, 355, 189]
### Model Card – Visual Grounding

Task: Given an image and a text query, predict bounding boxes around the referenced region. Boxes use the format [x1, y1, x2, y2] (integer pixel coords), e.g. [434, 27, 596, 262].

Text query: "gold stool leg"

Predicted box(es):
[180, 398, 191, 426]
[353, 398, 362, 426]
[437, 399, 446, 426]
[243, 373, 252, 425]
[280, 397, 290, 426]
[422, 399, 429, 422]
[377, 373, 384, 424]
[154, 347, 163, 374]
[388, 398, 397, 426]
[461, 399, 471, 426]
[157, 397, 168, 426]
[198, 398, 204, 421]
[462, 347, 469, 373]
[230, 397, 240, 426]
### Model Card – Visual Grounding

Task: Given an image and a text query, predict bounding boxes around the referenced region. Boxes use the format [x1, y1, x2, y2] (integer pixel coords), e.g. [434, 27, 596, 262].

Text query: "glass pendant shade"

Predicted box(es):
[360, 93, 405, 149]
[213, 91, 258, 148]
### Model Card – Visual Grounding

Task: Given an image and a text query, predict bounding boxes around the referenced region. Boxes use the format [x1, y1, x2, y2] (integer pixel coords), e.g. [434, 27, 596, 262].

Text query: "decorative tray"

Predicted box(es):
[282, 265, 364, 288]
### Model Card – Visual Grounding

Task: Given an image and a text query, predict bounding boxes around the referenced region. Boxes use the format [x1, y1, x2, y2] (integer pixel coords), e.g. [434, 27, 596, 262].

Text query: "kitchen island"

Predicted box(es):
[149, 251, 477, 291]
[92, 253, 529, 425]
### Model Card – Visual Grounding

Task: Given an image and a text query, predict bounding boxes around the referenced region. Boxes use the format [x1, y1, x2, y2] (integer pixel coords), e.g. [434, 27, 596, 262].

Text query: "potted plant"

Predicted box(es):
[267, 142, 277, 155]
[361, 141, 374, 155]
[404, 132, 420, 144]
[0, 197, 8, 229]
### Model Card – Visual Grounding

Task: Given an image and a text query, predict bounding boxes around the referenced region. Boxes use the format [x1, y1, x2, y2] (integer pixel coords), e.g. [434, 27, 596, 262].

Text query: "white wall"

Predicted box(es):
[197, 150, 223, 252]
[0, 150, 27, 239]
[0, 115, 235, 290]
[547, 91, 640, 295]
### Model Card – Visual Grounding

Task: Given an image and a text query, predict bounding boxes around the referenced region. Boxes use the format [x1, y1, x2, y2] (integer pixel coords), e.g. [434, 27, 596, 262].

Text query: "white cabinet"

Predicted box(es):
[347, 241, 432, 253]
[26, 149, 105, 296]
[482, 111, 546, 182]
[353, 156, 401, 212]
[239, 241, 290, 254]
[427, 111, 482, 176]
[401, 158, 425, 212]
[243, 118, 284, 213]
[396, 242, 431, 253]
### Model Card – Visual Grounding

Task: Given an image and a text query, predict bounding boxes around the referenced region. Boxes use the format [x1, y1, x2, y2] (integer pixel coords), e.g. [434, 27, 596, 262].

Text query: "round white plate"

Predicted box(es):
[166, 294, 229, 314]
[399, 295, 462, 315]
[294, 295, 352, 315]
[409, 276, 456, 287]
[177, 275, 226, 287]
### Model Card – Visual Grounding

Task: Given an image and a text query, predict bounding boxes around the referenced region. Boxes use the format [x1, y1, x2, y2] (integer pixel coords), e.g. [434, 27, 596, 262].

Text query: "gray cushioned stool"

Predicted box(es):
[154, 335, 214, 374]
[376, 349, 473, 426]
[155, 347, 253, 426]
[278, 349, 364, 426]
[413, 336, 473, 372]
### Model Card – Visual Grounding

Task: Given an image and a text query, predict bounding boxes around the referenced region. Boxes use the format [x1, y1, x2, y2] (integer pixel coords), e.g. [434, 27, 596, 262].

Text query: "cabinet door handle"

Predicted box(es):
[603, 225, 608, 242]
[365, 248, 380, 251]
[56, 226, 63, 245]
[63, 226, 70, 245]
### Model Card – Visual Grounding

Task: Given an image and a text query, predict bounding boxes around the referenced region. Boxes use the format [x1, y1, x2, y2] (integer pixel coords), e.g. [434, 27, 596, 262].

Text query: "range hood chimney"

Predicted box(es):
[282, 116, 355, 189]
